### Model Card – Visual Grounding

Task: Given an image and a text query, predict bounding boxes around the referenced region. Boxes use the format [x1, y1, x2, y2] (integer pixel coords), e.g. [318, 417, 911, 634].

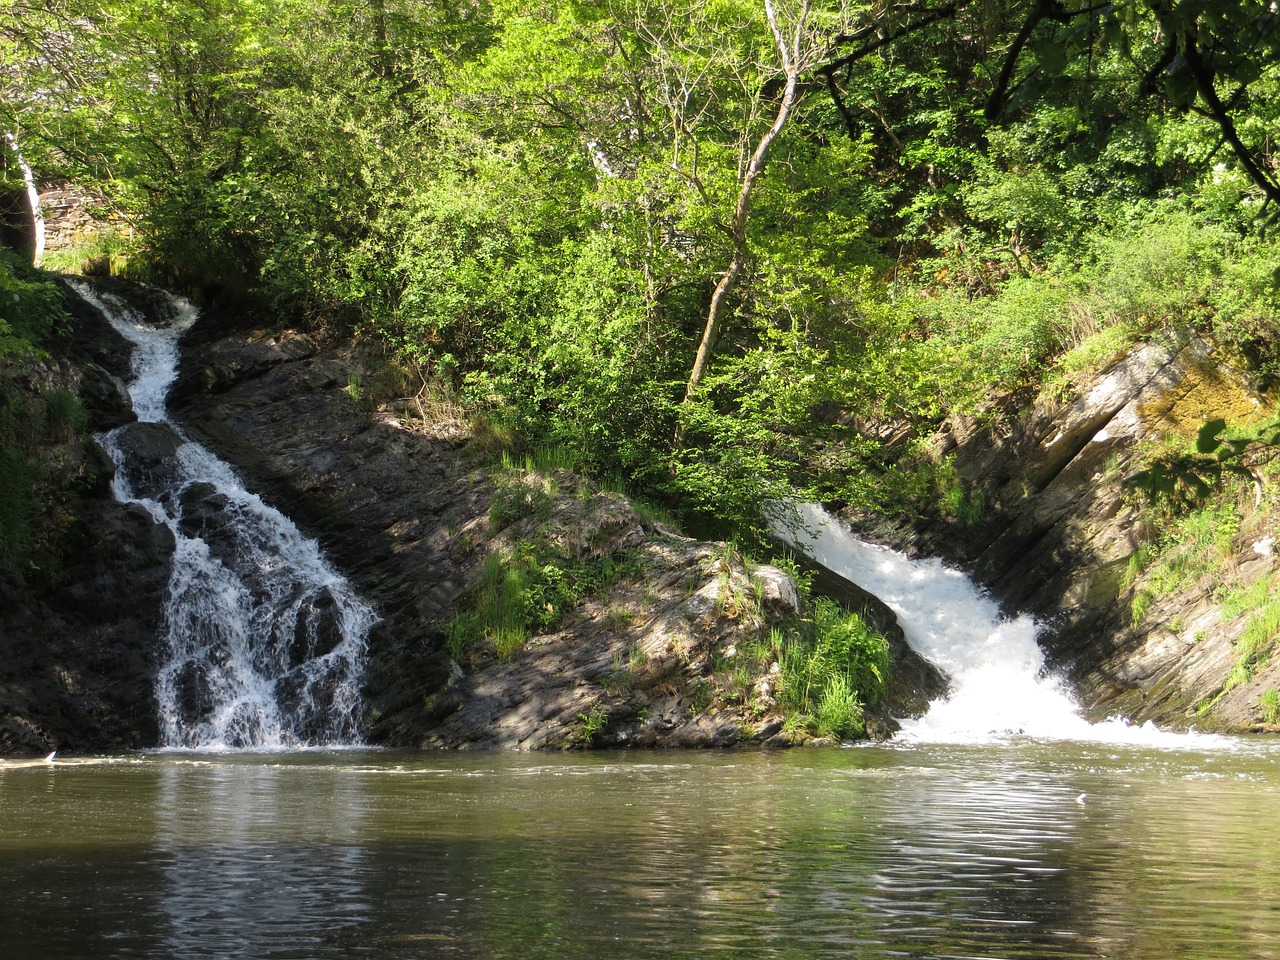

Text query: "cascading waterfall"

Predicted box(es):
[773, 501, 1221, 746]
[71, 280, 375, 750]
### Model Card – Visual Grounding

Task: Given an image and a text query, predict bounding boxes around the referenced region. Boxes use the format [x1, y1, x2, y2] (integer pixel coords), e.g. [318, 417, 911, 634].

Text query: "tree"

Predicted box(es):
[819, 1, 1280, 216]
[671, 0, 830, 412]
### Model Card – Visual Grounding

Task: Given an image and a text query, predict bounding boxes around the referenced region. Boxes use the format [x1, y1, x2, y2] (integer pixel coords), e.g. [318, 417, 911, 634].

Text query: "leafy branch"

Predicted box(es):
[1124, 417, 1280, 507]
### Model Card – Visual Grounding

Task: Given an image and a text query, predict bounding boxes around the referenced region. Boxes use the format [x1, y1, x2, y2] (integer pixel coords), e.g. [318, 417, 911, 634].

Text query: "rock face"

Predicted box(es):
[875, 330, 1280, 732]
[0, 283, 173, 755]
[420, 493, 794, 750]
[13, 280, 1267, 751]
[171, 320, 937, 748]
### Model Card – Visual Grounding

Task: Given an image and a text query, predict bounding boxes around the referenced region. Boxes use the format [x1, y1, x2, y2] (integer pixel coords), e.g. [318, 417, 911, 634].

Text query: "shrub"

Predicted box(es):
[776, 597, 890, 740]
[1076, 211, 1225, 331]
[0, 249, 69, 356]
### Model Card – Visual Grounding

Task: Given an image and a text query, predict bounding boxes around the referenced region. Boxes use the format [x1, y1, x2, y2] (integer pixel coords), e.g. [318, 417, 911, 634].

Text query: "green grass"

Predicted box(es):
[40, 230, 138, 278]
[770, 596, 891, 741]
[1224, 597, 1280, 693]
[44, 388, 88, 440]
[1220, 576, 1271, 621]
[445, 538, 636, 662]
[1127, 500, 1243, 626]
[499, 444, 582, 473]
[1260, 689, 1280, 725]
[1216, 574, 1280, 696]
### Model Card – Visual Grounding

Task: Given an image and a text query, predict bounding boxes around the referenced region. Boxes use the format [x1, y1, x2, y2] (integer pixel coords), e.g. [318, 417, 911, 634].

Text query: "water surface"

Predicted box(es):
[3, 744, 1277, 959]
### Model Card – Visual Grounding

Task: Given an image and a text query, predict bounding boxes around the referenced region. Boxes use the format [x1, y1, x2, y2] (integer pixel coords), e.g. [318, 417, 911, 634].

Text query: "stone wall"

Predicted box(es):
[39, 182, 127, 254]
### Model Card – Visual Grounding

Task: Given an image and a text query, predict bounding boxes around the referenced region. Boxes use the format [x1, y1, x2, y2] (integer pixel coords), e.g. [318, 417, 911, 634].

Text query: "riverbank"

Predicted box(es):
[171, 299, 939, 748]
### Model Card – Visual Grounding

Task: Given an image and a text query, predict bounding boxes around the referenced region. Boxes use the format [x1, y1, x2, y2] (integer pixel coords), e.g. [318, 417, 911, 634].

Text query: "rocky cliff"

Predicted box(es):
[0, 284, 172, 753]
[10, 281, 1271, 754]
[866, 330, 1280, 733]
[170, 311, 939, 749]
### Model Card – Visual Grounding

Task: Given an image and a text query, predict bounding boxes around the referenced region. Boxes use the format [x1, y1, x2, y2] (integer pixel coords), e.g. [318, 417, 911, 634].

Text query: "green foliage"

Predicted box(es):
[488, 469, 559, 532]
[44, 389, 87, 440]
[1234, 603, 1280, 678]
[1126, 497, 1243, 626]
[1260, 689, 1280, 726]
[0, 251, 68, 356]
[11, 0, 1280, 545]
[1220, 576, 1272, 623]
[40, 231, 140, 279]
[940, 480, 984, 527]
[1125, 418, 1277, 510]
[775, 596, 890, 741]
[446, 536, 635, 662]
[1076, 212, 1225, 332]
[575, 702, 609, 745]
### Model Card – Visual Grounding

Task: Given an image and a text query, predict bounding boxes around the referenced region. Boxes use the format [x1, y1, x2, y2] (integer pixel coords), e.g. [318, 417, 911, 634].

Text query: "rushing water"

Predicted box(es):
[23, 295, 1274, 958]
[2, 745, 1279, 959]
[771, 502, 1221, 747]
[69, 281, 375, 749]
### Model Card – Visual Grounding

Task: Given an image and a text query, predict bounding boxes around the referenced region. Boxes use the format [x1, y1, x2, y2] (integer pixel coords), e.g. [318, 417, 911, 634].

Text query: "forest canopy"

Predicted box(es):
[3, 0, 1279, 532]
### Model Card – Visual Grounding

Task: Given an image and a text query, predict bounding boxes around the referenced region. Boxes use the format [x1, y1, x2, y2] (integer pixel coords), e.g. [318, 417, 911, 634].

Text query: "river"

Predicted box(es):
[2, 744, 1278, 959]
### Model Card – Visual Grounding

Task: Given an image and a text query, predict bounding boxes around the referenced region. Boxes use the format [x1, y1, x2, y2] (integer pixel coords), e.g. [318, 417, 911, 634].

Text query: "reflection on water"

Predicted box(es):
[1, 743, 1278, 959]
[152, 760, 373, 957]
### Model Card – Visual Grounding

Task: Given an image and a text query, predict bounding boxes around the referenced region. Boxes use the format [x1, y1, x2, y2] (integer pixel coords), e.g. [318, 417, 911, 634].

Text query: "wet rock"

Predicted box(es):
[0, 494, 172, 755]
[176, 482, 241, 564]
[289, 588, 345, 666]
[107, 421, 186, 500]
[0, 284, 175, 756]
[172, 661, 216, 726]
[867, 330, 1277, 732]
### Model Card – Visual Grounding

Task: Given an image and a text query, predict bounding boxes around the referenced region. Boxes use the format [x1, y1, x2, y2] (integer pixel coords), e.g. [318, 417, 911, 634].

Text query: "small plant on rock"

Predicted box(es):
[1260, 689, 1280, 725]
[576, 702, 608, 745]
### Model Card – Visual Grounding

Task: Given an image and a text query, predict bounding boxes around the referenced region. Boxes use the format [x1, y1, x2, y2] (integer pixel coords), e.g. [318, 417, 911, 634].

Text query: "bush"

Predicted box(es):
[0, 249, 69, 356]
[777, 596, 890, 740]
[1076, 211, 1226, 331]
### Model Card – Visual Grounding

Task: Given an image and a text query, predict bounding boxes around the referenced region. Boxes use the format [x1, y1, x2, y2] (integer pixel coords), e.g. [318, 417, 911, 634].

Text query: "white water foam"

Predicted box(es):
[772, 502, 1227, 748]
[71, 280, 375, 750]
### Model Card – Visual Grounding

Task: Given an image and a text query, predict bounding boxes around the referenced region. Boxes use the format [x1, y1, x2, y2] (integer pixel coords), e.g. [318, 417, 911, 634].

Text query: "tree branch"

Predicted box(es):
[817, 0, 974, 79]
[1181, 35, 1280, 208]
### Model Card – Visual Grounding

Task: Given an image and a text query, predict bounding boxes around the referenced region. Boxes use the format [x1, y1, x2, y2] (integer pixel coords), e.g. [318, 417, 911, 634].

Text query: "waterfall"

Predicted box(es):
[71, 280, 375, 750]
[773, 502, 1222, 746]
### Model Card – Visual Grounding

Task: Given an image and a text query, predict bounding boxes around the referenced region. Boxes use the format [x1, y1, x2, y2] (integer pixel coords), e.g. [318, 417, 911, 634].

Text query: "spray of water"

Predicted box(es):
[71, 280, 375, 750]
[772, 501, 1226, 747]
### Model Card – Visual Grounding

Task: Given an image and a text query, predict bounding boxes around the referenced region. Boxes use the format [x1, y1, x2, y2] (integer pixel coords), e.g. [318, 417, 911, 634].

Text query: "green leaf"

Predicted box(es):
[1032, 36, 1068, 77]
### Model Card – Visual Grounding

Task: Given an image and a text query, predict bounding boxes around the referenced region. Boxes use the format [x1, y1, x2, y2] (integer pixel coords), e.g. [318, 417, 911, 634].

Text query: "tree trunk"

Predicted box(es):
[675, 0, 809, 447]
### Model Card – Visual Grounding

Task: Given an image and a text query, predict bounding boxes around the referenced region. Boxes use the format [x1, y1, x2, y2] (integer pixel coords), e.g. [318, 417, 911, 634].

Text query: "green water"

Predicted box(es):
[2, 742, 1278, 959]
